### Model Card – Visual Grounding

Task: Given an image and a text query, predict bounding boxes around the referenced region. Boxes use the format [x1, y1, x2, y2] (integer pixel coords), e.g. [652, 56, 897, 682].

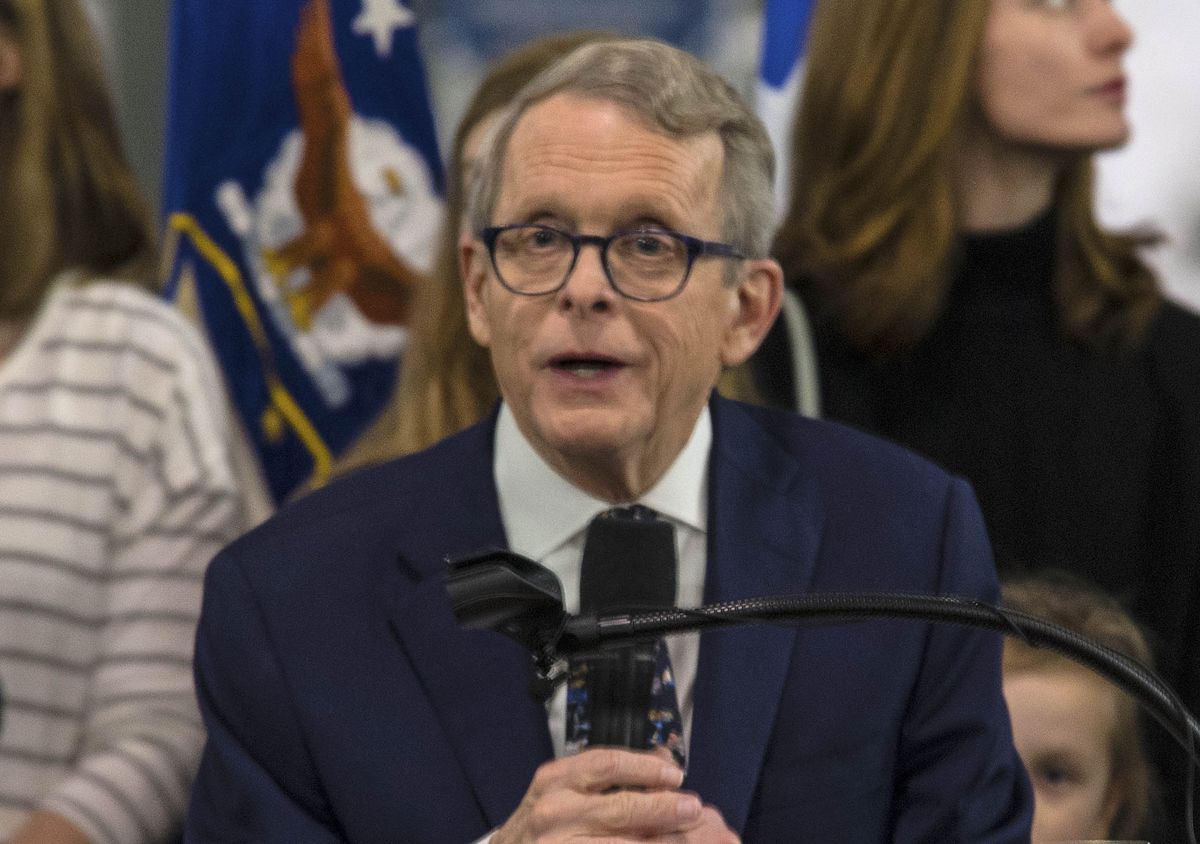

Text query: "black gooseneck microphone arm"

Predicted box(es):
[446, 550, 1200, 843]
[565, 593, 1200, 760]
[445, 549, 1200, 767]
[588, 595, 1200, 841]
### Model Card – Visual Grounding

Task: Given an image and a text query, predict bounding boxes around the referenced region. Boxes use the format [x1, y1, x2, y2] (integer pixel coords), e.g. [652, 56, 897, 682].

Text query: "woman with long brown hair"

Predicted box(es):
[0, 1, 245, 840]
[752, 0, 1200, 828]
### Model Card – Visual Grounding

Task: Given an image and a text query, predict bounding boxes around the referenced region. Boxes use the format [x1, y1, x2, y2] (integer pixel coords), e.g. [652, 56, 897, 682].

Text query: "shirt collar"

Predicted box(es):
[495, 403, 711, 560]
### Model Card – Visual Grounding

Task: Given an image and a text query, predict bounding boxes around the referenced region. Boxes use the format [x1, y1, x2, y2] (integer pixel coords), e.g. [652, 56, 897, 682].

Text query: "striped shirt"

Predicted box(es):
[0, 278, 245, 843]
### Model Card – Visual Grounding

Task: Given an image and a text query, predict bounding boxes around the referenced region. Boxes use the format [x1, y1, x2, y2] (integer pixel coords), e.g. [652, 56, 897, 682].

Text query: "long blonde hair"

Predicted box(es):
[0, 0, 155, 317]
[773, 0, 1160, 358]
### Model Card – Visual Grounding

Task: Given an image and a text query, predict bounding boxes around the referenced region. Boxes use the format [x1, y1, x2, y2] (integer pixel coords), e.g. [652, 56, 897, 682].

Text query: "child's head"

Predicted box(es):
[1001, 573, 1153, 841]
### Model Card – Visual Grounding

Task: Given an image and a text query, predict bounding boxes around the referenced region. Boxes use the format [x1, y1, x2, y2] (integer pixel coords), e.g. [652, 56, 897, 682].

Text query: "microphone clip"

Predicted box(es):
[446, 549, 569, 683]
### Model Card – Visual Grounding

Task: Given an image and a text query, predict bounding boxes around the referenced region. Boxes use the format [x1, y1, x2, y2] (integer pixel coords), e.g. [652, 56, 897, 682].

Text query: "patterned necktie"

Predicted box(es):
[565, 506, 687, 768]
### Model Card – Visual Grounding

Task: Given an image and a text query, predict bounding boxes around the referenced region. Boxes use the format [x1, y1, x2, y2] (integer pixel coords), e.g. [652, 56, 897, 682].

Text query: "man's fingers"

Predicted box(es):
[570, 747, 686, 793]
[495, 752, 734, 843]
[527, 747, 684, 798]
[525, 786, 702, 836]
[693, 805, 741, 843]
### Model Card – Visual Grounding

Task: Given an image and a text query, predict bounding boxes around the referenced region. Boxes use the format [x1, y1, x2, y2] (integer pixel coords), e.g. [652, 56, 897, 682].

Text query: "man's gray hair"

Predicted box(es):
[466, 38, 776, 259]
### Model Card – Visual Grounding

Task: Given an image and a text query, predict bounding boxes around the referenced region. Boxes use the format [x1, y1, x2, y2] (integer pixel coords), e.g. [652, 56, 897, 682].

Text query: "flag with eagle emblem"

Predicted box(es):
[162, 0, 443, 500]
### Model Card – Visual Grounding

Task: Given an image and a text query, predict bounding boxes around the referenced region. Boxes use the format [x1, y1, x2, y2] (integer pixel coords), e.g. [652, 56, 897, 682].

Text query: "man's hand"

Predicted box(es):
[492, 748, 738, 842]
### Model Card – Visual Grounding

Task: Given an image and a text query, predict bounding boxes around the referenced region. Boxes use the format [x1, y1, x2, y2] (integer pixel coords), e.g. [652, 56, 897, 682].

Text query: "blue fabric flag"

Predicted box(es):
[756, 0, 816, 219]
[162, 0, 443, 501]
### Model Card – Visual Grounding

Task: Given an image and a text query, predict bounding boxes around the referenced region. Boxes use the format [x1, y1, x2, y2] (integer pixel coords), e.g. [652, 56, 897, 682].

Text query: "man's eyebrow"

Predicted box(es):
[496, 193, 571, 220]
[610, 202, 683, 231]
[616, 217, 674, 231]
[520, 209, 573, 227]
[496, 195, 688, 232]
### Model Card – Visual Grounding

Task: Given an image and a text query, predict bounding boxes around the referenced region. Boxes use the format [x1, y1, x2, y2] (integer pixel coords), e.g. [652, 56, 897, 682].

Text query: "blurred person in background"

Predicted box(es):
[1002, 573, 1154, 842]
[751, 0, 1200, 821]
[0, 1, 245, 841]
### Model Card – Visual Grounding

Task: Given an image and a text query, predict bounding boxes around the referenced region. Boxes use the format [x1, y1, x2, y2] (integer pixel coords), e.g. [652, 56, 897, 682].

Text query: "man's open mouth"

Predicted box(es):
[551, 356, 622, 378]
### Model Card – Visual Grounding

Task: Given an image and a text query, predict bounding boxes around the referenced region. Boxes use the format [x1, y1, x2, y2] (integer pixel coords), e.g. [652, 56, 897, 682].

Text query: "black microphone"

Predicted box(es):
[574, 507, 676, 750]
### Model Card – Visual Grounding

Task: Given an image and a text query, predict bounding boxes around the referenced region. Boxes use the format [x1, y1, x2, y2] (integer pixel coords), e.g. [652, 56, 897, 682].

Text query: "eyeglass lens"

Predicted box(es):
[491, 226, 689, 300]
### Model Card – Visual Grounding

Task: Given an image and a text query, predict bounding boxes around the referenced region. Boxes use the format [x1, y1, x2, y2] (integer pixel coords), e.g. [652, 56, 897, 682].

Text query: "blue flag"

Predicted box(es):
[162, 0, 443, 501]
[756, 0, 816, 220]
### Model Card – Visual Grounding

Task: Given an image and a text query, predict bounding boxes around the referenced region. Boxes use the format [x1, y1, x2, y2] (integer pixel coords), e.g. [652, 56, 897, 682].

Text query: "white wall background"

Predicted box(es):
[1097, 0, 1200, 312]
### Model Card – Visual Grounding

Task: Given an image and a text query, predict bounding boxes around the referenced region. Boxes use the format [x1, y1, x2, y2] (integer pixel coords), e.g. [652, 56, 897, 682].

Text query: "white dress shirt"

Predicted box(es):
[493, 402, 711, 758]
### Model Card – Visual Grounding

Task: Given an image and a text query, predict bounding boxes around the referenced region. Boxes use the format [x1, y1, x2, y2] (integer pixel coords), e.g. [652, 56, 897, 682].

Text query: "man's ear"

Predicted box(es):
[0, 29, 22, 92]
[460, 230, 492, 348]
[719, 257, 783, 367]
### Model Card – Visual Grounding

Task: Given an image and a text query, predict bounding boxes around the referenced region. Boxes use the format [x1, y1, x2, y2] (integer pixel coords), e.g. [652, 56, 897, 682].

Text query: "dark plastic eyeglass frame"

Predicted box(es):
[479, 224, 745, 302]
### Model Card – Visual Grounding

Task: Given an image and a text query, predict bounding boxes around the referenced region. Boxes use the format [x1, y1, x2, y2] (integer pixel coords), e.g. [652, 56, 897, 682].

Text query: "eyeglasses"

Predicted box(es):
[479, 224, 745, 302]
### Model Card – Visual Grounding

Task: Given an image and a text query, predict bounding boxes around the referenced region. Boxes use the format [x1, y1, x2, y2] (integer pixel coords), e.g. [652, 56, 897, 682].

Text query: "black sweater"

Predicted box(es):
[752, 213, 1200, 830]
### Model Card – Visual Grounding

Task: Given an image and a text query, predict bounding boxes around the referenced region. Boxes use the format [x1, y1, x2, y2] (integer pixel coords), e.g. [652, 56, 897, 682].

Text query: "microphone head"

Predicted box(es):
[573, 509, 679, 750]
[580, 510, 677, 614]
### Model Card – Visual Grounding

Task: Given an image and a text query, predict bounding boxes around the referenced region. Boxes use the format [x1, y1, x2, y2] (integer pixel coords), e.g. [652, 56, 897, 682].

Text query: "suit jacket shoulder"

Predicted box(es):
[704, 396, 1030, 841]
[713, 396, 973, 553]
[220, 415, 504, 594]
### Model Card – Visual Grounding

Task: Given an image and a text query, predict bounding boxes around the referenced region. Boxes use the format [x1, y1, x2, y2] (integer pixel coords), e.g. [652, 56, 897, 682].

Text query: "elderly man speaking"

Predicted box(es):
[185, 39, 1032, 842]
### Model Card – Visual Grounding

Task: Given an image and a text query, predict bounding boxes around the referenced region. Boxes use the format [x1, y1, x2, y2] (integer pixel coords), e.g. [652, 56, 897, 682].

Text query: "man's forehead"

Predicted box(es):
[494, 92, 723, 225]
[505, 92, 715, 158]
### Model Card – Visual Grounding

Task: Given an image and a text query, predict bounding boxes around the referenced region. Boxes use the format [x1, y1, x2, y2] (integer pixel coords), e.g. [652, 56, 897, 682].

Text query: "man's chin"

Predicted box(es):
[547, 424, 632, 461]
[533, 410, 642, 463]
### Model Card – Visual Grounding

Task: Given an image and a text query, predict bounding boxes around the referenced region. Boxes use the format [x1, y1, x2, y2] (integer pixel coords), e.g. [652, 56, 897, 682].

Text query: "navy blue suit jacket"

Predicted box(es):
[185, 396, 1031, 842]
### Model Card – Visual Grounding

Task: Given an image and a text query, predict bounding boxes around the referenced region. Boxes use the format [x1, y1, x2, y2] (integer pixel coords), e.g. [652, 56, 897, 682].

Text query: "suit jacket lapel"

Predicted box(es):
[386, 416, 554, 830]
[685, 397, 826, 831]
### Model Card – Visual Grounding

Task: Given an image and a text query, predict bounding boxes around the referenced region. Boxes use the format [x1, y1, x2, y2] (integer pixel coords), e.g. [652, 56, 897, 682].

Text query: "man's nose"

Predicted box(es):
[556, 241, 616, 313]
